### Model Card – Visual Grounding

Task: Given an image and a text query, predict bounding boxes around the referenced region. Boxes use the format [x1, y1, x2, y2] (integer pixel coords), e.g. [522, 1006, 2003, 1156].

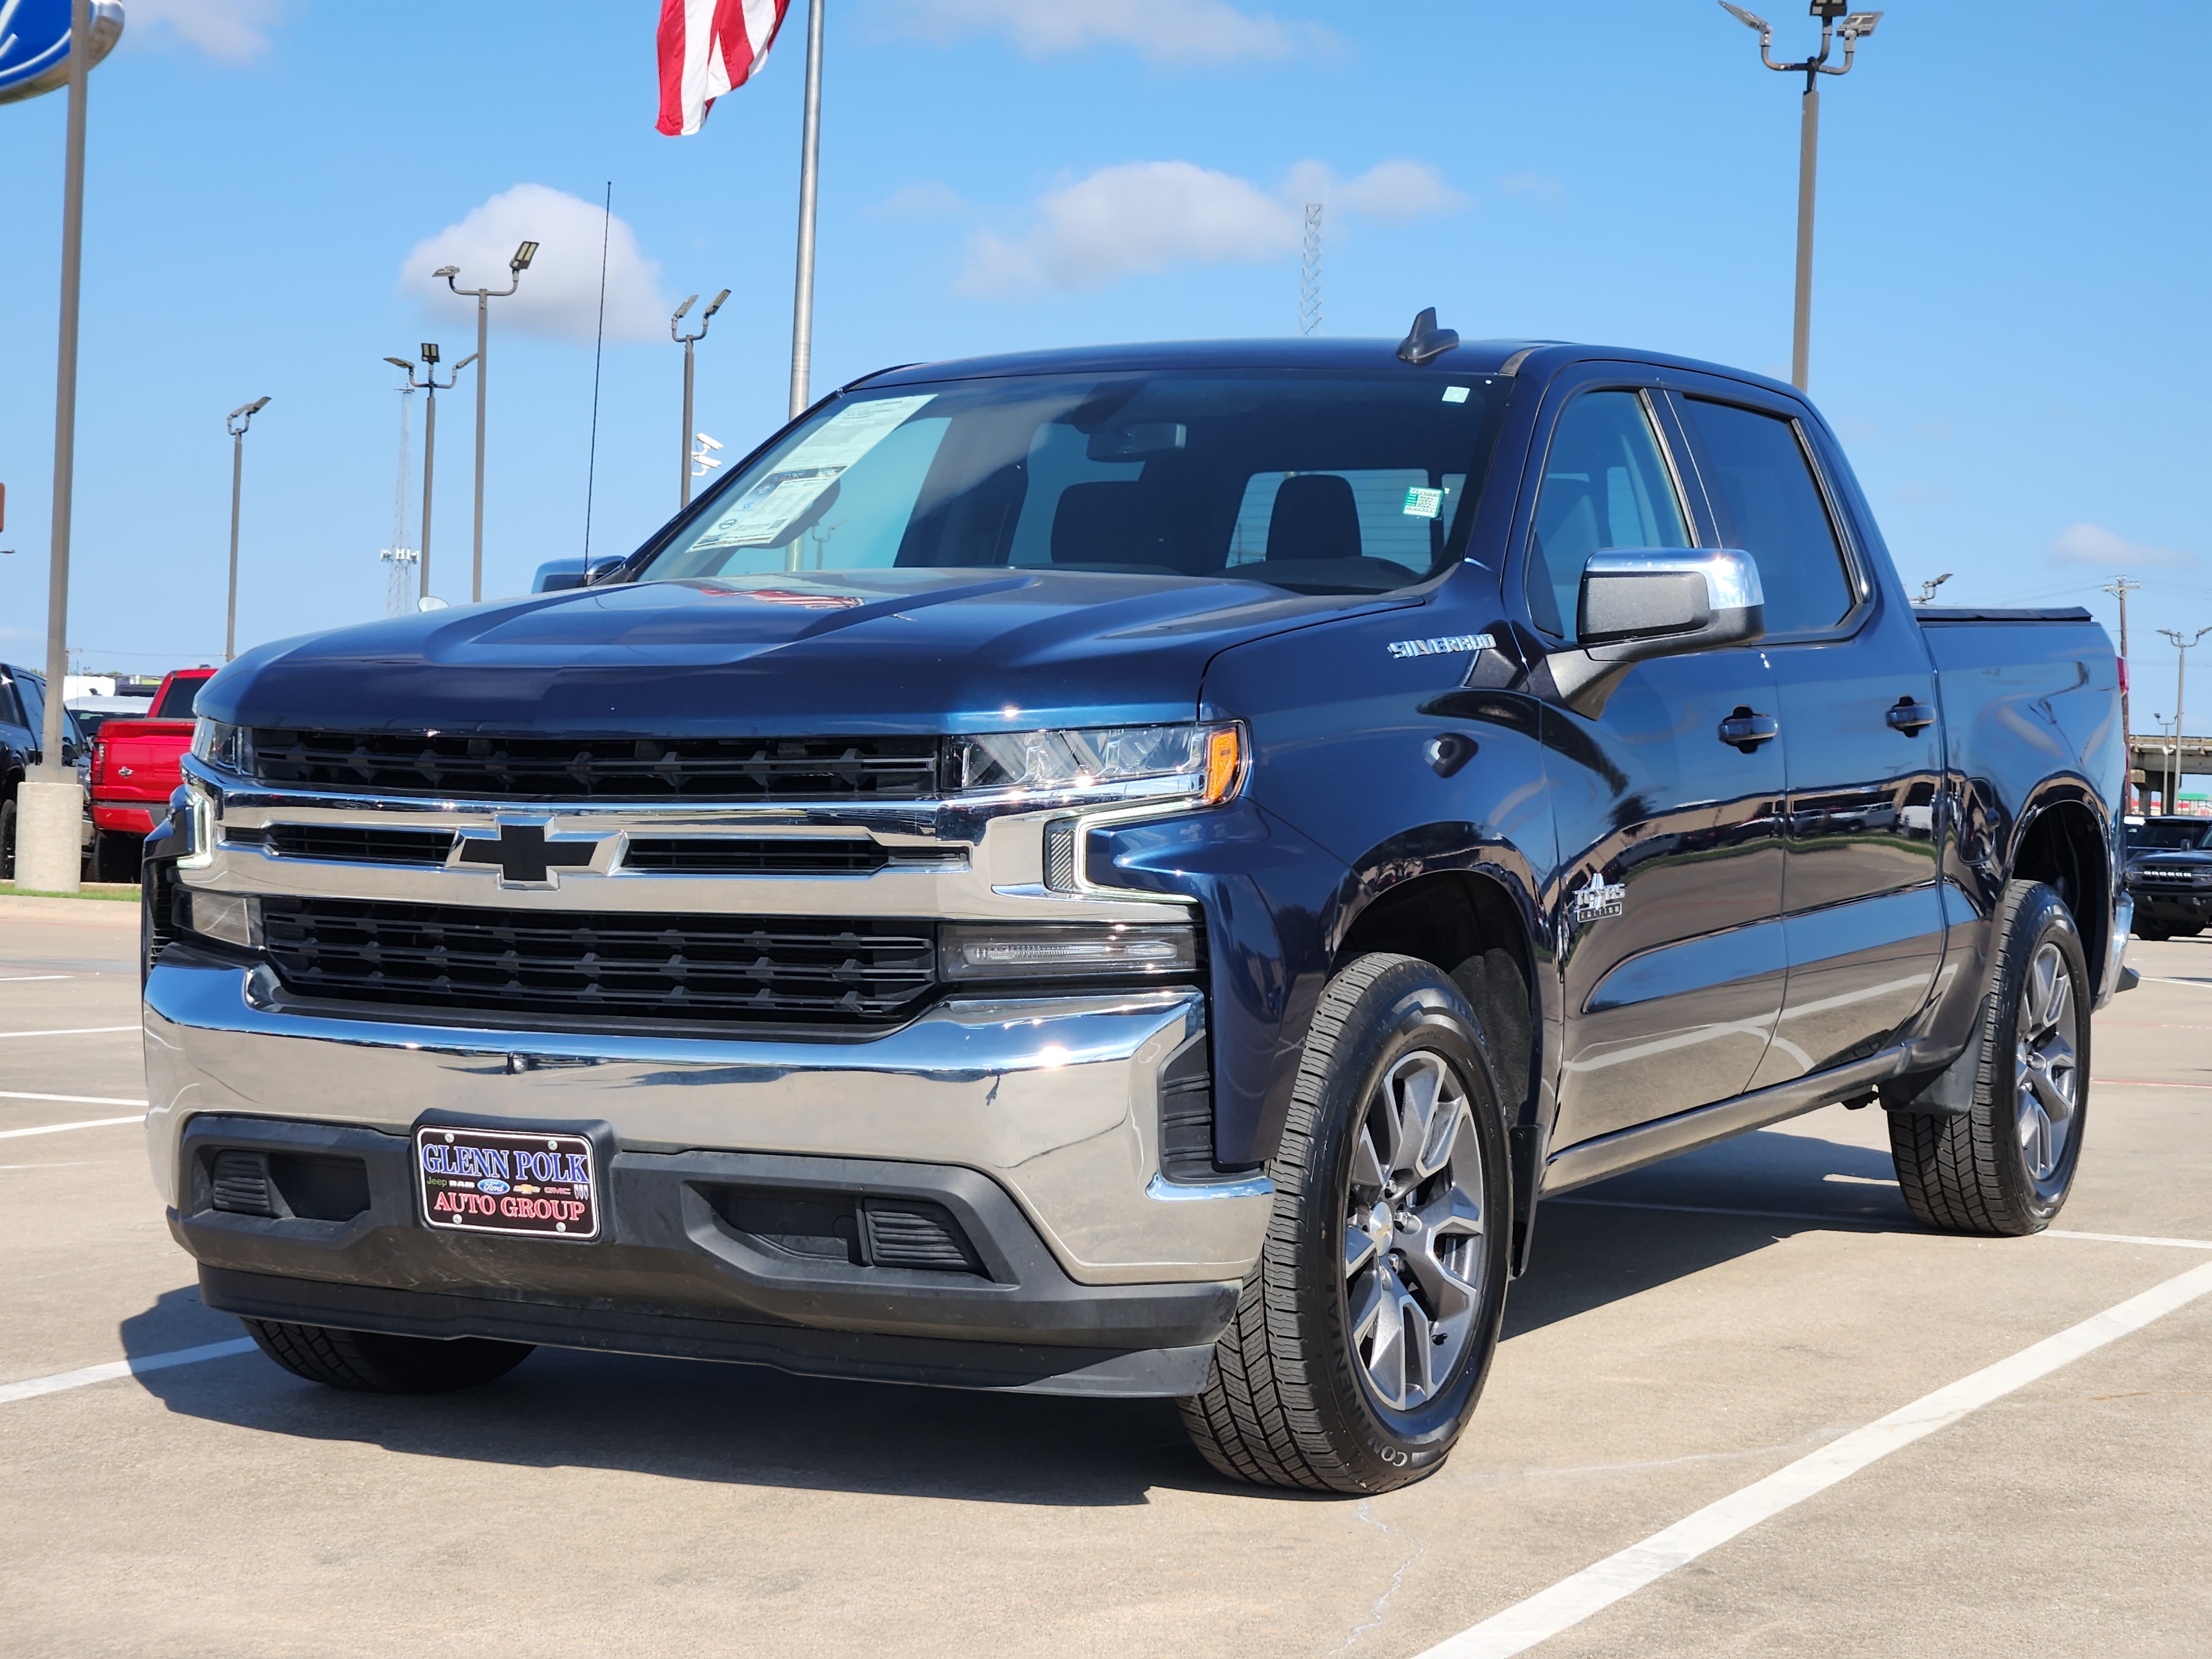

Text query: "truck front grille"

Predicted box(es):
[258, 897, 939, 1027]
[241, 824, 458, 865]
[245, 730, 943, 803]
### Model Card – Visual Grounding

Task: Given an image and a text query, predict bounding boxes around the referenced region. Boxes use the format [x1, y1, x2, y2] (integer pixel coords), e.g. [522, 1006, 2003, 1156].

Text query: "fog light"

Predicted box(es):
[941, 922, 1196, 981]
[184, 890, 259, 949]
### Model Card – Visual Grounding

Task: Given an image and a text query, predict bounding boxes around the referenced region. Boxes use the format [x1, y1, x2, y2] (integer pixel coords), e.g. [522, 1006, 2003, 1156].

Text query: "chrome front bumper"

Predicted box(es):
[143, 955, 1272, 1287]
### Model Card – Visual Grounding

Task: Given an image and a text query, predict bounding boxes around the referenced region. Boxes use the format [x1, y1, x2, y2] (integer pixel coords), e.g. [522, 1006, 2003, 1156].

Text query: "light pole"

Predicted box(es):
[671, 289, 729, 508]
[223, 397, 270, 660]
[1719, 2, 1883, 390]
[434, 239, 535, 604]
[2157, 627, 2210, 812]
[385, 344, 473, 608]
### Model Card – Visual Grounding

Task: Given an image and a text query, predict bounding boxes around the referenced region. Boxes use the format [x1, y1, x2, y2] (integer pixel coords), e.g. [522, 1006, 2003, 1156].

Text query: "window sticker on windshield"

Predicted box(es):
[1403, 486, 1444, 519]
[1441, 386, 1470, 404]
[690, 395, 935, 549]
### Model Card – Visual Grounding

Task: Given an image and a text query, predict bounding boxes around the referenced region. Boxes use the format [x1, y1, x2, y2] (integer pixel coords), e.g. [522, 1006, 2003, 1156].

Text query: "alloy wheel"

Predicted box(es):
[2015, 939, 2079, 1184]
[1343, 1048, 1486, 1412]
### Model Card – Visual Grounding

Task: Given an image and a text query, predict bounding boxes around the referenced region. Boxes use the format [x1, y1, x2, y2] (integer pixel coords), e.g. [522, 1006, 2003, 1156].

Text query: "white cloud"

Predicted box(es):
[2047, 522, 2196, 570]
[876, 0, 1336, 64]
[1282, 160, 1464, 222]
[399, 185, 672, 345]
[125, 0, 285, 61]
[957, 159, 1463, 295]
[871, 180, 972, 221]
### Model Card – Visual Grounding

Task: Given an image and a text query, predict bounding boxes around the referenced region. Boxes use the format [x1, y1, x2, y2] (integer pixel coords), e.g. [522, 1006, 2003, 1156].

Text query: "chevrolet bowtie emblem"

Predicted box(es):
[453, 822, 601, 888]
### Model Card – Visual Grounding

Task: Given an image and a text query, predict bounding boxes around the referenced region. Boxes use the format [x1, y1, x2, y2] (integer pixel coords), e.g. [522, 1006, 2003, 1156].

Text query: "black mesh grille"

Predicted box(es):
[258, 896, 938, 1027]
[244, 824, 457, 865]
[622, 838, 941, 875]
[246, 730, 944, 802]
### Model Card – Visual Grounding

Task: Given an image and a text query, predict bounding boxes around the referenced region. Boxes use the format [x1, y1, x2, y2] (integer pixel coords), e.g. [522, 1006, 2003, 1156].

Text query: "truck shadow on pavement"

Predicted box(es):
[118, 1124, 1922, 1502]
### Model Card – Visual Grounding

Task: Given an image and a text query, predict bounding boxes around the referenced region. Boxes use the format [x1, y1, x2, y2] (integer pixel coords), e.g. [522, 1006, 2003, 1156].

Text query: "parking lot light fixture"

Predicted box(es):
[389, 345, 472, 607]
[223, 397, 272, 661]
[672, 286, 731, 507]
[1718, 0, 1882, 390]
[439, 240, 534, 603]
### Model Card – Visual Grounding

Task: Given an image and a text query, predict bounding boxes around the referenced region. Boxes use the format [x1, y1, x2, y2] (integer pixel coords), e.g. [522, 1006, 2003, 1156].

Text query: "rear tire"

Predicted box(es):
[93, 829, 140, 884]
[1, 794, 16, 882]
[1179, 953, 1510, 1494]
[1890, 881, 2088, 1236]
[2134, 921, 2172, 942]
[243, 1319, 533, 1394]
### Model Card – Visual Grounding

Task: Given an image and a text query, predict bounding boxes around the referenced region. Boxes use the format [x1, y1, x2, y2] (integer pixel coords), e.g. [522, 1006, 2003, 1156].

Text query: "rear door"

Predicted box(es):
[1668, 387, 1945, 1083]
[1518, 375, 1788, 1150]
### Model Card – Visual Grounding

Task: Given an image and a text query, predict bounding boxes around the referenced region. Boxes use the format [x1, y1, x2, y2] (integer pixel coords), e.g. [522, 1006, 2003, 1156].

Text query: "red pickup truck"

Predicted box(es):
[89, 667, 213, 880]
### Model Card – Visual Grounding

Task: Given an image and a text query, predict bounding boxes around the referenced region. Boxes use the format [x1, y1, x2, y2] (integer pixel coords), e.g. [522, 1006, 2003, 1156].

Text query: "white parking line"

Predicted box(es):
[0, 974, 73, 982]
[1415, 1256, 2212, 1657]
[2142, 976, 2212, 990]
[0, 1115, 144, 1140]
[0, 1339, 258, 1407]
[2048, 1229, 2212, 1250]
[0, 1091, 149, 1107]
[0, 1026, 139, 1040]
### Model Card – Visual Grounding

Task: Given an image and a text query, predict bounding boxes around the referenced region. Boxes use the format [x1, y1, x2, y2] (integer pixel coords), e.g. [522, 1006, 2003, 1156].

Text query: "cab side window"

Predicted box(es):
[1526, 392, 1691, 640]
[1678, 398, 1855, 635]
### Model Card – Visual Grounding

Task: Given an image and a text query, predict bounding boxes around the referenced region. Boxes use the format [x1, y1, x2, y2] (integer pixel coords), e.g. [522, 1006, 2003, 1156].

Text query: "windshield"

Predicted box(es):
[638, 370, 1512, 595]
[2130, 820, 2212, 851]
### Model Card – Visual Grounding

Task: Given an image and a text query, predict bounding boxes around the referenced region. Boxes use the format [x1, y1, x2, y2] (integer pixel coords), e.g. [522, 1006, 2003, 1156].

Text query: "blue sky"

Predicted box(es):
[2, 0, 2209, 737]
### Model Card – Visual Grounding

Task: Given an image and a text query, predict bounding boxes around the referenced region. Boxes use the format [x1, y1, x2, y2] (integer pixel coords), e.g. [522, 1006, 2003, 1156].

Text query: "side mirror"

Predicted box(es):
[535, 556, 628, 593]
[1540, 549, 1765, 716]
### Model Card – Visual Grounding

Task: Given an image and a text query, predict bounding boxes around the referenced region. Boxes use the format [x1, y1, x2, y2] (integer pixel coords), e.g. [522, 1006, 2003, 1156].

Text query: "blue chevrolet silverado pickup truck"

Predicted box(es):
[142, 319, 2127, 1493]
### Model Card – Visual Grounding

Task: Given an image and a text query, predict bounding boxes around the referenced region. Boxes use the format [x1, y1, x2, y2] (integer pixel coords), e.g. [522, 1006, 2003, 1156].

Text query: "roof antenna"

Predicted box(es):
[1396, 306, 1459, 365]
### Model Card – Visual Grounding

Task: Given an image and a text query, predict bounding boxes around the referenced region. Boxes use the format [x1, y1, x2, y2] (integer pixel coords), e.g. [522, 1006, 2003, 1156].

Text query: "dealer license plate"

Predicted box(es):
[415, 1124, 599, 1241]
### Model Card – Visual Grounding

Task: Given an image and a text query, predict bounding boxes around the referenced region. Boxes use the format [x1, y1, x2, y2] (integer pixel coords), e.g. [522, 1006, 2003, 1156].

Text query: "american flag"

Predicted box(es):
[656, 0, 790, 137]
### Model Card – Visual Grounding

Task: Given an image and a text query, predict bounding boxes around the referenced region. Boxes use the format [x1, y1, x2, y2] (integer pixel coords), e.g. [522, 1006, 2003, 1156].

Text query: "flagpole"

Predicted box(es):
[787, 0, 825, 420]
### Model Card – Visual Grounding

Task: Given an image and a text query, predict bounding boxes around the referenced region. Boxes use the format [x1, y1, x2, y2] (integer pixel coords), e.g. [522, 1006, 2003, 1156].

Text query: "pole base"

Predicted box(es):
[14, 774, 87, 894]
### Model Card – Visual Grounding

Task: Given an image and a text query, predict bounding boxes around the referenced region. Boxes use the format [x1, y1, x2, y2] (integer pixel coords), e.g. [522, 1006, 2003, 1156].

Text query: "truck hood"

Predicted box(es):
[202, 570, 1406, 735]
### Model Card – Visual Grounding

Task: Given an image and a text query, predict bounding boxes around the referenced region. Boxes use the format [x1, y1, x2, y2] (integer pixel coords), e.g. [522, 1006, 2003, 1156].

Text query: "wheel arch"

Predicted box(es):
[2006, 784, 2112, 994]
[1327, 852, 1549, 1276]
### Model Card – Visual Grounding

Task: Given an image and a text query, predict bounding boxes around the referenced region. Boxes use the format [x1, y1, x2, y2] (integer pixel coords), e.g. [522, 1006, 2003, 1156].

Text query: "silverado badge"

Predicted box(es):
[1387, 633, 1495, 660]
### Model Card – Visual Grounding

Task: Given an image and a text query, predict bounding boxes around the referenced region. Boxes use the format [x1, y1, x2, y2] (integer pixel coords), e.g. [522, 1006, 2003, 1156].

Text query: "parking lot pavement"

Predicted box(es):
[4, 906, 2210, 1658]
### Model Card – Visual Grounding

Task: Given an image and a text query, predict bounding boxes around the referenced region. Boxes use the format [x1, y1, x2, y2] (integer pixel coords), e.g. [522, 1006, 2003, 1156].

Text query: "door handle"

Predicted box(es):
[1718, 708, 1779, 752]
[1886, 697, 1937, 735]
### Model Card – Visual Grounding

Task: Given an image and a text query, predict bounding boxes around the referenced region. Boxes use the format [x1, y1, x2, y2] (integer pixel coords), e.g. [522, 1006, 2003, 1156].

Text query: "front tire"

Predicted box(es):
[1180, 953, 1511, 1493]
[243, 1319, 533, 1394]
[1890, 881, 2089, 1235]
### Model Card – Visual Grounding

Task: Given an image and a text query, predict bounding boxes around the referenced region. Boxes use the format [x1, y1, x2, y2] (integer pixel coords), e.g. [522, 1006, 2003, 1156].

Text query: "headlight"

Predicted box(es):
[190, 719, 251, 773]
[941, 921, 1197, 982]
[948, 722, 1245, 805]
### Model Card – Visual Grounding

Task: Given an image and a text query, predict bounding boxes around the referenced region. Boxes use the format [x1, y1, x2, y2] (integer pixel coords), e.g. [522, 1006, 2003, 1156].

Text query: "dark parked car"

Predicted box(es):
[1, 661, 95, 881]
[144, 325, 2127, 1493]
[2124, 815, 2212, 939]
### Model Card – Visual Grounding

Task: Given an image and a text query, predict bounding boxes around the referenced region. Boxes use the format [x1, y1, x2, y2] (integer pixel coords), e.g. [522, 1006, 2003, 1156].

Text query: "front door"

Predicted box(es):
[1520, 383, 1788, 1151]
[1668, 390, 1946, 1086]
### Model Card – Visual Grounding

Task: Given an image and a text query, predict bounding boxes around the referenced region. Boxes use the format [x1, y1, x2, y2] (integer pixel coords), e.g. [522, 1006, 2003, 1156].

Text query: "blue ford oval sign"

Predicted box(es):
[0, 1, 126, 107]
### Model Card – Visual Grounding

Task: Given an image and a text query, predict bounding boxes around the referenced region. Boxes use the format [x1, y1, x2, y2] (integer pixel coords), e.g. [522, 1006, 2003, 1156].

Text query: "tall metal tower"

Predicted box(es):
[379, 384, 419, 616]
[1298, 203, 1323, 337]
